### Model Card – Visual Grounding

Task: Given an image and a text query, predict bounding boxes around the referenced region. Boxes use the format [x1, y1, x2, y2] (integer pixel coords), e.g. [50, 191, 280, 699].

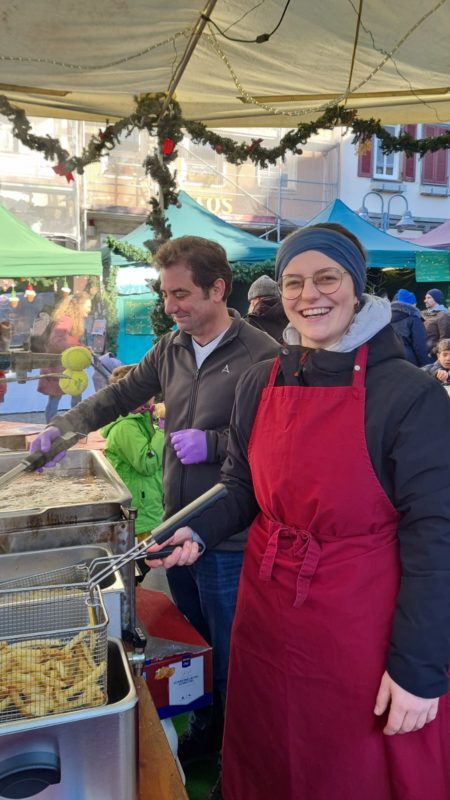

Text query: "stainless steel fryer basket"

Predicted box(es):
[0, 585, 108, 724]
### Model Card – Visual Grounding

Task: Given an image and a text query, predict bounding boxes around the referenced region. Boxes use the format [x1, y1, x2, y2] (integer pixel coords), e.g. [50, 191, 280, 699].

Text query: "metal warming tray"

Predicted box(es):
[0, 449, 132, 533]
[0, 545, 125, 639]
[0, 638, 137, 800]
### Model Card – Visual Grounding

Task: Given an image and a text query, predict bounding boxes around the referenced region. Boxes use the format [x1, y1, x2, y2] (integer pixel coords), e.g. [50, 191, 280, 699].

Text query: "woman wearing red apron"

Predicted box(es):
[148, 224, 450, 800]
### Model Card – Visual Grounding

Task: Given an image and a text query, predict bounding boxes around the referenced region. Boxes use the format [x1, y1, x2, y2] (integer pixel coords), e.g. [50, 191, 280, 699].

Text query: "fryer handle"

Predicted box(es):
[89, 483, 227, 588]
[149, 482, 228, 546]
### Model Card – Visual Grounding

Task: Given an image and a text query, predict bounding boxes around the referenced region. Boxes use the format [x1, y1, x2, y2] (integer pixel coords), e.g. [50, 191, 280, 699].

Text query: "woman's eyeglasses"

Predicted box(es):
[279, 268, 349, 300]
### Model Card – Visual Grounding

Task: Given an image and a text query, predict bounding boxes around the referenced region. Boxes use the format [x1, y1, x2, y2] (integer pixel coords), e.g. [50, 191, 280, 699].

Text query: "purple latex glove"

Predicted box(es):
[29, 426, 66, 470]
[170, 429, 207, 465]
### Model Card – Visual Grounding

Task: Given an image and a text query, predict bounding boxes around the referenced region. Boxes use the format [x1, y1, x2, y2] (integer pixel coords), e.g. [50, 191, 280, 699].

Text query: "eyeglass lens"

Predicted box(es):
[279, 268, 345, 299]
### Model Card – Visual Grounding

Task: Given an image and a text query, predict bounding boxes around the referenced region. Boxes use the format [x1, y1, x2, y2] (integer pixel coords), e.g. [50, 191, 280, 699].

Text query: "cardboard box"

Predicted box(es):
[136, 587, 213, 720]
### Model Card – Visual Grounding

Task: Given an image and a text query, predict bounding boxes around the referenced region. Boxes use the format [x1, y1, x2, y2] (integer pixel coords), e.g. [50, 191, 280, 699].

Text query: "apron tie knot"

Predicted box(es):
[259, 523, 321, 607]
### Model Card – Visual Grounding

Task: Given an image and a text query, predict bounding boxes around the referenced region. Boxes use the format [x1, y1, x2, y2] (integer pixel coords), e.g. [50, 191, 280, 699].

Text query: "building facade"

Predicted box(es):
[0, 116, 449, 246]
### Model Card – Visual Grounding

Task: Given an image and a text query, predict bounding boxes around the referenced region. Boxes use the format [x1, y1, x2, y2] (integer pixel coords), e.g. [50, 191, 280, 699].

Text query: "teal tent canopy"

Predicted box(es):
[0, 204, 102, 277]
[103, 191, 279, 269]
[304, 199, 450, 270]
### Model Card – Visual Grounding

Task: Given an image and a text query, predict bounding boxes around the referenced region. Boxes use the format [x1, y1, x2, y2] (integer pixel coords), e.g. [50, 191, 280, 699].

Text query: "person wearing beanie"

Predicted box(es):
[152, 222, 450, 800]
[425, 287, 445, 308]
[395, 288, 416, 305]
[391, 289, 431, 366]
[422, 287, 450, 356]
[245, 274, 288, 343]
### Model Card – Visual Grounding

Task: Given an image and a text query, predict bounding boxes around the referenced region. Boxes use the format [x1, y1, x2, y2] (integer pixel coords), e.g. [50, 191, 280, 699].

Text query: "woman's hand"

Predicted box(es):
[145, 527, 201, 569]
[374, 671, 439, 735]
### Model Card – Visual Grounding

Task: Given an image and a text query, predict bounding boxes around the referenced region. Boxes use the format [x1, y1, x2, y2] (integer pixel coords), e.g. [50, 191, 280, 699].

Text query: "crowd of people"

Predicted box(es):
[30, 229, 450, 800]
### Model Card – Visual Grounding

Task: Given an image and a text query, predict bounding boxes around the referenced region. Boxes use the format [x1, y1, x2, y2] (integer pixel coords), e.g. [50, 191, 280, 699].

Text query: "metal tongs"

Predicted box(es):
[0, 483, 228, 592]
[0, 431, 83, 491]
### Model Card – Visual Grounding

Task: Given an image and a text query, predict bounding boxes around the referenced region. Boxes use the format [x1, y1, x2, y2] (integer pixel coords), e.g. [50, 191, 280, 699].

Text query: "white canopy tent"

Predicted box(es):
[0, 0, 449, 126]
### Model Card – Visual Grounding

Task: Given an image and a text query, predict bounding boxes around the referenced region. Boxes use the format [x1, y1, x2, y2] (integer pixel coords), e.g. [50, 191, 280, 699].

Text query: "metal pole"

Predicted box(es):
[159, 0, 219, 117]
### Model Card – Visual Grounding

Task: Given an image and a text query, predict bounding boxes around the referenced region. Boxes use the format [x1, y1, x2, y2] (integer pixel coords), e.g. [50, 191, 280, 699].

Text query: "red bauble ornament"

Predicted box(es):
[162, 138, 175, 156]
[214, 144, 223, 154]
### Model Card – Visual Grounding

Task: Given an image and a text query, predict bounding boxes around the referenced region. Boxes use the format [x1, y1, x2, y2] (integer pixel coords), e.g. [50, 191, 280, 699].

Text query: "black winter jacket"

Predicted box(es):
[244, 296, 288, 344]
[52, 310, 279, 551]
[390, 301, 430, 366]
[191, 325, 450, 698]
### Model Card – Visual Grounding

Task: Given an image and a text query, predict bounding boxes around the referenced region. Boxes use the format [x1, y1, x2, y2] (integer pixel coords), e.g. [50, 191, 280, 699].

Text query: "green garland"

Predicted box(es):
[149, 277, 174, 342]
[231, 260, 276, 283]
[102, 263, 119, 352]
[105, 235, 152, 265]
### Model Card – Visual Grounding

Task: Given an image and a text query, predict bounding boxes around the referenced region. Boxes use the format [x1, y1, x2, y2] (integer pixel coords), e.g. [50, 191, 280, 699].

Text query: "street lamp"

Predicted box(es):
[358, 191, 416, 232]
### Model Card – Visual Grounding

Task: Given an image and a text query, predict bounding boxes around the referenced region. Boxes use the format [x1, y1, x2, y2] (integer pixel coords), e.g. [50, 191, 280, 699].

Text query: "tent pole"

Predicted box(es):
[159, 0, 219, 117]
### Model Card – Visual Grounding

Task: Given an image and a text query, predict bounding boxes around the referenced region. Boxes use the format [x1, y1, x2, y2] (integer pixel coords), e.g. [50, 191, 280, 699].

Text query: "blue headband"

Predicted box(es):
[275, 227, 367, 299]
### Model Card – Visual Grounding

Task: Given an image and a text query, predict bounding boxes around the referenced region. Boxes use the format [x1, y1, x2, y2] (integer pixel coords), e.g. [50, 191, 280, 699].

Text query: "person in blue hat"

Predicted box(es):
[390, 289, 431, 366]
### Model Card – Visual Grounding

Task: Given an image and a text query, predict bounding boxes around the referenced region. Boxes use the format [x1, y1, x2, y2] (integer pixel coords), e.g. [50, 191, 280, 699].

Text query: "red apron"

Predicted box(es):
[222, 346, 450, 800]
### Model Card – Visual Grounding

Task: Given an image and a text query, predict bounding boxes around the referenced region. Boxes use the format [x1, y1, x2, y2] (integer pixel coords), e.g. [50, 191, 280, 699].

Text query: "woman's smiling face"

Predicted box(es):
[280, 250, 358, 349]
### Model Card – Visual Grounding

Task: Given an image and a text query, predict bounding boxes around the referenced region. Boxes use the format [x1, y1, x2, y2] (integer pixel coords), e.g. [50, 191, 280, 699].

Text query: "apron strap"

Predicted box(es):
[293, 533, 321, 608]
[351, 344, 369, 388]
[266, 357, 280, 388]
[259, 525, 281, 581]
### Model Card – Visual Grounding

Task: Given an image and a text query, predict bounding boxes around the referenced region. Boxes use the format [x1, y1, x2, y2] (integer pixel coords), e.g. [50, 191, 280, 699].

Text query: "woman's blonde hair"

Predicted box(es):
[52, 292, 91, 338]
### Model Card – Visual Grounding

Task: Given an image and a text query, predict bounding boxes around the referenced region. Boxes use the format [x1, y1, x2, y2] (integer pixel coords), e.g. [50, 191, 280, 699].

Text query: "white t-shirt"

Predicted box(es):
[192, 329, 228, 368]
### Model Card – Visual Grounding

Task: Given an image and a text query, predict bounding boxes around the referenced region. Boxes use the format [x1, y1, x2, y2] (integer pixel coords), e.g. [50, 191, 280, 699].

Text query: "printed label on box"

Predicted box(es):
[168, 655, 204, 706]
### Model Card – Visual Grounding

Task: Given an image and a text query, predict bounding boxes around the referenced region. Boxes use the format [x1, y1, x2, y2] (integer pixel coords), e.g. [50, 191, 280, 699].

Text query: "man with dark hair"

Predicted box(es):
[422, 288, 450, 356]
[30, 235, 279, 764]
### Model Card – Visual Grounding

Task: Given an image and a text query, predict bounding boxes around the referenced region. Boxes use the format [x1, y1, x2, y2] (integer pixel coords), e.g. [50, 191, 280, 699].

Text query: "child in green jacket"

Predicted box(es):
[100, 365, 164, 541]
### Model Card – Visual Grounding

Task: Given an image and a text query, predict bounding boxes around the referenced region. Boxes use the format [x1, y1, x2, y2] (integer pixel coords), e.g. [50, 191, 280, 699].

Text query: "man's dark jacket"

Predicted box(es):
[52, 310, 279, 551]
[245, 296, 288, 344]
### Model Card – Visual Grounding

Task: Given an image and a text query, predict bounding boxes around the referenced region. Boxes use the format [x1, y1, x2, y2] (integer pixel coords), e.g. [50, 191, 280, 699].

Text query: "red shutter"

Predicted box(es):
[357, 139, 373, 177]
[401, 124, 416, 181]
[435, 146, 448, 185]
[421, 125, 449, 185]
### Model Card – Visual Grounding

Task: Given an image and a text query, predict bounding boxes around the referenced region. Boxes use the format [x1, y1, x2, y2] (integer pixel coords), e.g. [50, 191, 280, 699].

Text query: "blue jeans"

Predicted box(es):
[167, 549, 244, 741]
[45, 394, 81, 424]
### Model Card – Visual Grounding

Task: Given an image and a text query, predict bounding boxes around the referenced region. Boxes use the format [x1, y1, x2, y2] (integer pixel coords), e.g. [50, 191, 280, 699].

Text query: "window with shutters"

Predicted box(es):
[421, 125, 449, 185]
[373, 126, 400, 179]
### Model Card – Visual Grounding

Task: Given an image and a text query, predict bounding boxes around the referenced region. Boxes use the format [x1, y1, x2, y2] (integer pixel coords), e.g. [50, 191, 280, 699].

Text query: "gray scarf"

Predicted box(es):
[283, 294, 392, 353]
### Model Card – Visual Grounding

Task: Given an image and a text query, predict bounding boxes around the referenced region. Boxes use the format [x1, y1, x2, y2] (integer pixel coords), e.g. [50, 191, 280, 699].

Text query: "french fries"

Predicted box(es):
[0, 632, 106, 721]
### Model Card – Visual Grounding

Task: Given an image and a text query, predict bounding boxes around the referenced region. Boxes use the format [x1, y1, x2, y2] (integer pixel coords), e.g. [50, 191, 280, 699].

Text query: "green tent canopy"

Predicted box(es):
[0, 204, 101, 277]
